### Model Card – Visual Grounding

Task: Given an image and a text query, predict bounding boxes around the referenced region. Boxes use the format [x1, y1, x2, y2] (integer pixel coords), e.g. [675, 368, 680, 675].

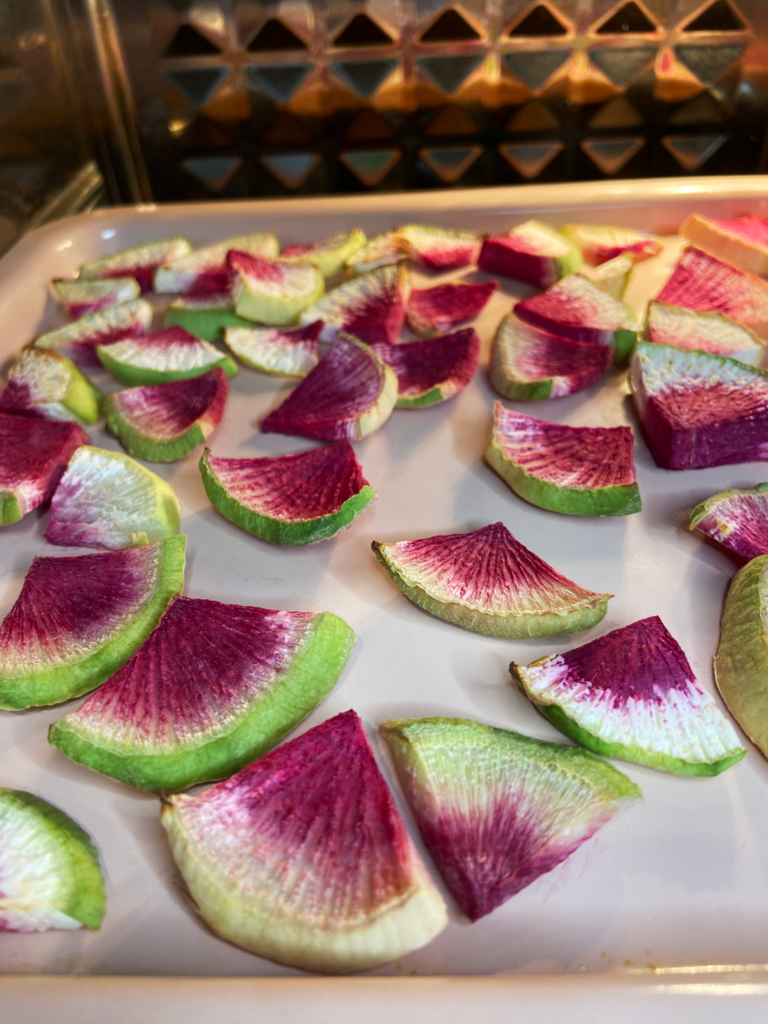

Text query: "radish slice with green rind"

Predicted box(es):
[486, 404, 641, 517]
[559, 224, 661, 265]
[154, 233, 278, 294]
[372, 522, 611, 638]
[98, 326, 237, 385]
[161, 710, 447, 973]
[0, 789, 105, 931]
[406, 281, 496, 337]
[370, 328, 479, 408]
[0, 348, 103, 425]
[299, 265, 411, 345]
[281, 229, 367, 277]
[35, 299, 154, 368]
[49, 596, 356, 792]
[0, 537, 185, 710]
[689, 483, 768, 562]
[478, 220, 581, 288]
[645, 300, 764, 361]
[582, 252, 636, 299]
[51, 277, 140, 319]
[512, 616, 746, 776]
[381, 717, 641, 921]
[79, 237, 192, 293]
[200, 442, 376, 545]
[164, 294, 252, 342]
[229, 251, 324, 326]
[224, 321, 321, 377]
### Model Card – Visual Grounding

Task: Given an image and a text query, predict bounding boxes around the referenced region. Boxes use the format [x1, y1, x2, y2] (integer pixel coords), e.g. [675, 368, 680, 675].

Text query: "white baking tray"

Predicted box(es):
[3, 177, 768, 1023]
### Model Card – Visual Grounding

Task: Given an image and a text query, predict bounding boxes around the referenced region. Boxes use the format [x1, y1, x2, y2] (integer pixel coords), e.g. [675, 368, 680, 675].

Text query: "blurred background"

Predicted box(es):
[2, 0, 767, 257]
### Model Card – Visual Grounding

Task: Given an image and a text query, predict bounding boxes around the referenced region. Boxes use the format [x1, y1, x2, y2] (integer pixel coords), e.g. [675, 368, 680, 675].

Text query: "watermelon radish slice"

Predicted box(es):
[200, 443, 375, 546]
[370, 328, 479, 408]
[656, 247, 768, 338]
[515, 274, 639, 363]
[164, 294, 252, 343]
[79, 237, 191, 294]
[0, 537, 185, 710]
[35, 298, 154, 368]
[261, 334, 398, 442]
[582, 252, 636, 300]
[154, 233, 279, 295]
[229, 251, 324, 326]
[559, 224, 661, 265]
[689, 484, 768, 562]
[645, 301, 764, 362]
[224, 321, 322, 377]
[486, 405, 641, 517]
[299, 264, 411, 345]
[630, 341, 768, 470]
[51, 277, 140, 320]
[0, 348, 103, 425]
[347, 231, 408, 274]
[406, 281, 497, 337]
[349, 226, 481, 274]
[97, 326, 237, 386]
[512, 616, 746, 777]
[161, 710, 447, 973]
[281, 228, 367, 277]
[478, 221, 582, 289]
[46, 446, 181, 550]
[50, 597, 356, 792]
[105, 369, 228, 463]
[372, 522, 611, 638]
[489, 313, 612, 401]
[0, 789, 105, 931]
[680, 213, 768, 276]
[381, 717, 641, 921]
[0, 413, 87, 526]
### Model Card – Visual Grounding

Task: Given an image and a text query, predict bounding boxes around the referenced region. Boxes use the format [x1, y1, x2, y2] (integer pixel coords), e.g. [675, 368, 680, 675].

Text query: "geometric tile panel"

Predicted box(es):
[594, 1, 657, 34]
[661, 133, 727, 170]
[248, 19, 308, 52]
[181, 155, 243, 191]
[419, 55, 484, 93]
[332, 60, 397, 98]
[589, 47, 656, 87]
[419, 145, 482, 182]
[588, 96, 643, 128]
[674, 44, 746, 83]
[421, 8, 481, 42]
[164, 67, 229, 106]
[340, 149, 401, 186]
[507, 100, 560, 131]
[683, 0, 747, 32]
[507, 5, 569, 37]
[162, 24, 221, 57]
[247, 64, 312, 102]
[503, 50, 570, 89]
[260, 152, 320, 188]
[581, 136, 645, 174]
[499, 140, 564, 178]
[333, 13, 393, 47]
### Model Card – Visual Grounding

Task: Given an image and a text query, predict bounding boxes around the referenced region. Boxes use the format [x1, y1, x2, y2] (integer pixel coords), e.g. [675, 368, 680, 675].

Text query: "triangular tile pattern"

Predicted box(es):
[419, 145, 482, 183]
[181, 155, 243, 191]
[595, 1, 657, 33]
[334, 14, 393, 47]
[668, 92, 726, 125]
[425, 105, 478, 136]
[177, 116, 235, 148]
[675, 44, 745, 83]
[662, 133, 726, 170]
[683, 0, 747, 32]
[344, 109, 398, 140]
[589, 47, 656, 87]
[260, 112, 314, 145]
[162, 24, 221, 57]
[420, 8, 481, 43]
[507, 100, 560, 131]
[340, 149, 401, 186]
[507, 4, 569, 37]
[419, 55, 484, 94]
[332, 59, 397, 98]
[164, 67, 229, 106]
[503, 50, 570, 90]
[260, 152, 320, 189]
[247, 63, 312, 102]
[499, 141, 563, 178]
[581, 136, 644, 174]
[588, 95, 643, 128]
[248, 19, 307, 52]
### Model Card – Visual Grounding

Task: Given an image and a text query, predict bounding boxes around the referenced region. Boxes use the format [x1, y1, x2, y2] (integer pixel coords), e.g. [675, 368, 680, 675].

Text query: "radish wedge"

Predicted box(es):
[49, 597, 355, 792]
[35, 299, 153, 368]
[370, 328, 479, 408]
[689, 484, 768, 562]
[348, 225, 481, 274]
[98, 326, 237, 385]
[51, 277, 140, 320]
[406, 281, 497, 337]
[79, 237, 191, 293]
[0, 538, 185, 710]
[513, 616, 746, 776]
[46, 446, 181, 550]
[224, 321, 322, 377]
[657, 246, 768, 338]
[261, 334, 397, 442]
[154, 233, 278, 294]
[372, 522, 611, 638]
[489, 312, 612, 400]
[0, 348, 103, 425]
[0, 413, 87, 526]
[486, 404, 641, 517]
[281, 229, 367, 277]
[299, 265, 411, 345]
[645, 301, 764, 362]
[164, 294, 253, 343]
[105, 369, 228, 462]
[515, 274, 639, 363]
[0, 790, 105, 931]
[559, 224, 661, 264]
[478, 220, 581, 288]
[161, 710, 447, 973]
[200, 443, 375, 545]
[680, 213, 768, 276]
[630, 341, 768, 470]
[381, 717, 641, 921]
[582, 252, 636, 299]
[229, 251, 323, 326]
